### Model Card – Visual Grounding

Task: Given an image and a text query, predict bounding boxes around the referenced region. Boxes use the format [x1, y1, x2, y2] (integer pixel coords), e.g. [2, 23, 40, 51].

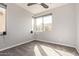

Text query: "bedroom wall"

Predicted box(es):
[0, 3, 33, 51]
[35, 4, 76, 47]
[76, 4, 79, 53]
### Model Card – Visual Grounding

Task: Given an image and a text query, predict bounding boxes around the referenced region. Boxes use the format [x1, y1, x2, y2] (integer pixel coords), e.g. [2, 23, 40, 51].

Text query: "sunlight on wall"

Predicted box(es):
[40, 45, 59, 56]
[34, 45, 42, 56]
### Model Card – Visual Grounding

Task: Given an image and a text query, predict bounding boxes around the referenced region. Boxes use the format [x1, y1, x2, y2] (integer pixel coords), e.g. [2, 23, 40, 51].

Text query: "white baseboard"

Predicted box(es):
[0, 40, 34, 51]
[37, 39, 75, 48]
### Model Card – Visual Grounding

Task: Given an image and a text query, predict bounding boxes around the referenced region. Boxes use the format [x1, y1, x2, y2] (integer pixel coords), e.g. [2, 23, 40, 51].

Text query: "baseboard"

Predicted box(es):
[0, 40, 34, 51]
[37, 39, 75, 48]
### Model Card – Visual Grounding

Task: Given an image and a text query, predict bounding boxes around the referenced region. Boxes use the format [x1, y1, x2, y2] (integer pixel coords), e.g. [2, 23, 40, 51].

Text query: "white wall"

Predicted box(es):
[36, 4, 76, 47]
[76, 4, 79, 52]
[0, 4, 33, 51]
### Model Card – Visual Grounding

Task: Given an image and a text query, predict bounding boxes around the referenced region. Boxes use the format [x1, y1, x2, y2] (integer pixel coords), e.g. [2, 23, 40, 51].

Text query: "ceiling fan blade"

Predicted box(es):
[40, 3, 49, 8]
[27, 3, 37, 6]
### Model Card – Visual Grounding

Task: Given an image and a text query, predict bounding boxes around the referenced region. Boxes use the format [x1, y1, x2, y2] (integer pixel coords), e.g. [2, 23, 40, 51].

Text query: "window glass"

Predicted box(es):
[0, 7, 6, 32]
[36, 17, 43, 32]
[43, 15, 52, 31]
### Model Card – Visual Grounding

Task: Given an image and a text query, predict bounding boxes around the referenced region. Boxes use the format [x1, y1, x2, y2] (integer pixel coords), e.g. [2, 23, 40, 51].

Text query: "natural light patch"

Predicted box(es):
[55, 49, 74, 56]
[34, 45, 42, 56]
[0, 7, 6, 32]
[40, 45, 60, 56]
[36, 17, 42, 26]
[43, 15, 52, 24]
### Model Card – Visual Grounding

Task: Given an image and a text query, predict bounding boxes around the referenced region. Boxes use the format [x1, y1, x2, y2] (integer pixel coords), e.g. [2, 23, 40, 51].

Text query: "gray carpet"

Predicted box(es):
[0, 40, 78, 56]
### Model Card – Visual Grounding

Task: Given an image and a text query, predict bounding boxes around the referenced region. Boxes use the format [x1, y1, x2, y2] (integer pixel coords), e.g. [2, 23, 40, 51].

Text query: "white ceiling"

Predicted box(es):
[17, 3, 67, 15]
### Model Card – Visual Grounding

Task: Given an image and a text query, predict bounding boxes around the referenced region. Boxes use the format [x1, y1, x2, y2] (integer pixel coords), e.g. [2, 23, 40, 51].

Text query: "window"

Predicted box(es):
[36, 17, 43, 32]
[32, 14, 52, 32]
[0, 4, 6, 33]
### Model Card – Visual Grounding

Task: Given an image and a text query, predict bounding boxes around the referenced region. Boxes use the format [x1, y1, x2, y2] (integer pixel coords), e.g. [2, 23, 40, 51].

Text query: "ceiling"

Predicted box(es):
[17, 3, 67, 15]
